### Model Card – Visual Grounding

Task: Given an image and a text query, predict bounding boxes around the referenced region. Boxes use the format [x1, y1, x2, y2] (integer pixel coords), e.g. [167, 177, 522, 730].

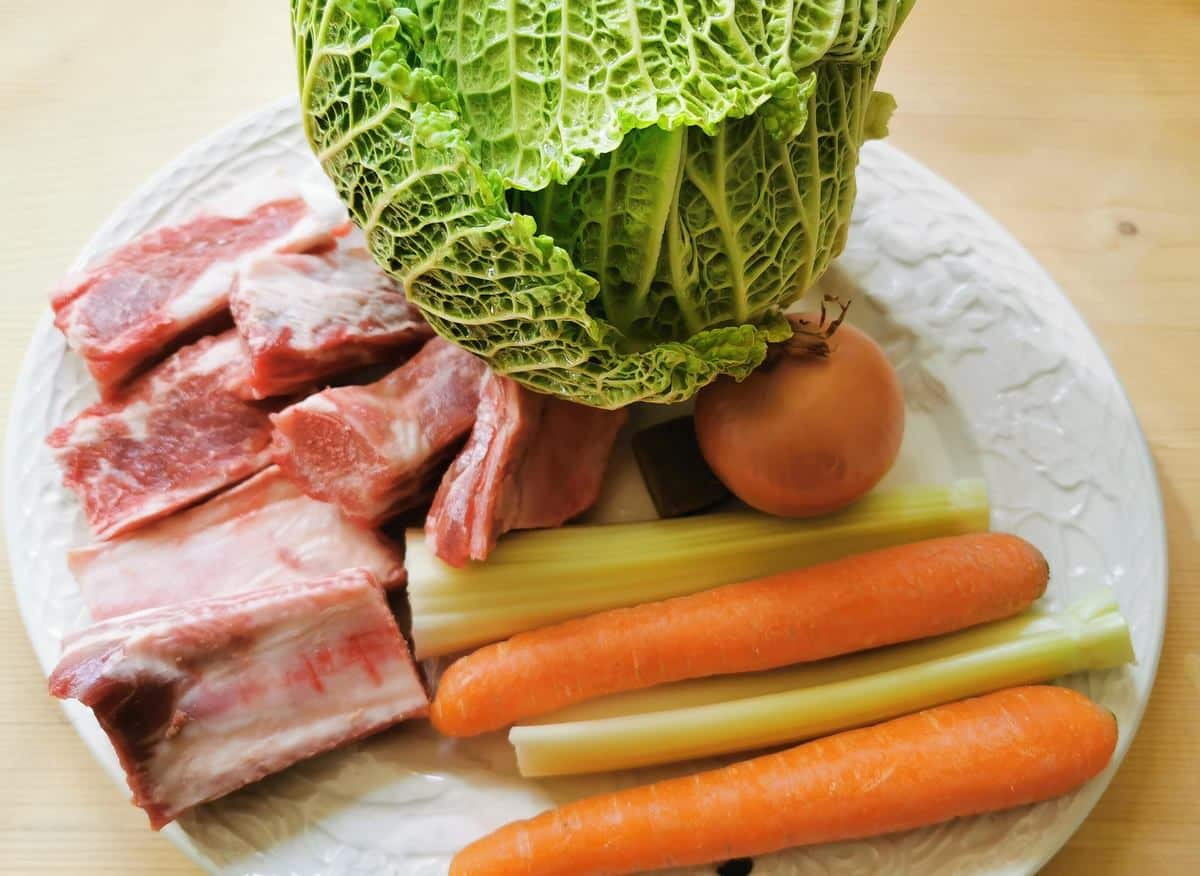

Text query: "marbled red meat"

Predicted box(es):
[52, 176, 349, 396]
[47, 331, 275, 539]
[69, 467, 405, 620]
[49, 569, 428, 829]
[425, 373, 626, 566]
[230, 233, 432, 398]
[271, 338, 487, 526]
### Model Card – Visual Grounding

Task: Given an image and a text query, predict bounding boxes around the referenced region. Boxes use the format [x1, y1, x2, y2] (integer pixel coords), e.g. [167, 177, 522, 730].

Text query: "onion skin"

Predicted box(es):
[694, 319, 904, 518]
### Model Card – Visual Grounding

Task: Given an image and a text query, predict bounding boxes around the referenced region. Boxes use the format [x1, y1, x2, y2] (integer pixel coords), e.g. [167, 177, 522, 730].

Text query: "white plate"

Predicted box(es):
[5, 99, 1166, 876]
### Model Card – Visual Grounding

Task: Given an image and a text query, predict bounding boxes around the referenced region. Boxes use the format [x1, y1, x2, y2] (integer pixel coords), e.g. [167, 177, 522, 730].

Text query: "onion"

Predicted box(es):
[694, 305, 904, 517]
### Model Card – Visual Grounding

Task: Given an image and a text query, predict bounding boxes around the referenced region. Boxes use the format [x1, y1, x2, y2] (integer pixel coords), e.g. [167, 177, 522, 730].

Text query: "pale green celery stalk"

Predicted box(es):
[408, 479, 988, 657]
[509, 590, 1133, 777]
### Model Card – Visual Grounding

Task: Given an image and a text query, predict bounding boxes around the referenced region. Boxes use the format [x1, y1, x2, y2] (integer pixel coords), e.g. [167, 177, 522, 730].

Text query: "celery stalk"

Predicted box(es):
[509, 590, 1133, 777]
[409, 479, 988, 657]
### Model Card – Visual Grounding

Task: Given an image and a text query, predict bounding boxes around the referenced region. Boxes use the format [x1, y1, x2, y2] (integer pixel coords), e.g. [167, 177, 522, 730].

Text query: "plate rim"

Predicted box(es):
[3, 97, 1168, 876]
[866, 144, 1169, 872]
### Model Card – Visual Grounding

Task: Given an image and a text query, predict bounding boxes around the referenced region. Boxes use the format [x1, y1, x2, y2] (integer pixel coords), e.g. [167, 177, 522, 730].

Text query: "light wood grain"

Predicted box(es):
[1, 0, 1196, 872]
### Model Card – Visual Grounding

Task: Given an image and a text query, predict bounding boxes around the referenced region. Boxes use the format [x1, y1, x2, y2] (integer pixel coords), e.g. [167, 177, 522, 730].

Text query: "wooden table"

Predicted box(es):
[1, 0, 1196, 872]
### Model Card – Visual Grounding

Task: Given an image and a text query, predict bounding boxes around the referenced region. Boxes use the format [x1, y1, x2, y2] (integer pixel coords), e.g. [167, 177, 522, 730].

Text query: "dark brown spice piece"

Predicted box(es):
[632, 416, 730, 518]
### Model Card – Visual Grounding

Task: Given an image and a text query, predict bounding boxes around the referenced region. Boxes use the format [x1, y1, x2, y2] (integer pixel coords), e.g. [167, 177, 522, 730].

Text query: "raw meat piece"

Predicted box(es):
[231, 232, 432, 398]
[425, 374, 627, 566]
[47, 331, 275, 540]
[52, 175, 349, 396]
[69, 467, 405, 620]
[49, 568, 428, 829]
[272, 338, 487, 526]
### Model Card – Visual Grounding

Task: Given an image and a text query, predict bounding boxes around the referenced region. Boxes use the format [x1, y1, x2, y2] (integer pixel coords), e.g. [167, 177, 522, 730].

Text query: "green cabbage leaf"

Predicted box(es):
[293, 0, 909, 407]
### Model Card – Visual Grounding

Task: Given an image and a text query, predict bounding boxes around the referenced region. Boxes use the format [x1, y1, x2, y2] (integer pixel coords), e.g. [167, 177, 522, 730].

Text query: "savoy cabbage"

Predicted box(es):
[293, 0, 914, 407]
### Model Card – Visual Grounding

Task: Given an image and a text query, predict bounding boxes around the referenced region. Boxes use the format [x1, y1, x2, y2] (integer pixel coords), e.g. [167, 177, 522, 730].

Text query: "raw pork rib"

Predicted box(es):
[425, 374, 626, 566]
[49, 569, 427, 829]
[231, 233, 432, 398]
[47, 331, 275, 540]
[271, 338, 487, 526]
[69, 467, 405, 620]
[52, 175, 349, 396]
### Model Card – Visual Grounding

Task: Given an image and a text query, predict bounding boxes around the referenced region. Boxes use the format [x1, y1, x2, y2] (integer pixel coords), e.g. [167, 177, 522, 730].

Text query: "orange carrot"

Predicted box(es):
[450, 685, 1117, 876]
[431, 533, 1047, 736]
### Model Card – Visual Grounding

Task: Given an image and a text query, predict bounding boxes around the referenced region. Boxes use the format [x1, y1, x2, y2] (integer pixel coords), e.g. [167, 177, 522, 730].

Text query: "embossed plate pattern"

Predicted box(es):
[5, 100, 1165, 876]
